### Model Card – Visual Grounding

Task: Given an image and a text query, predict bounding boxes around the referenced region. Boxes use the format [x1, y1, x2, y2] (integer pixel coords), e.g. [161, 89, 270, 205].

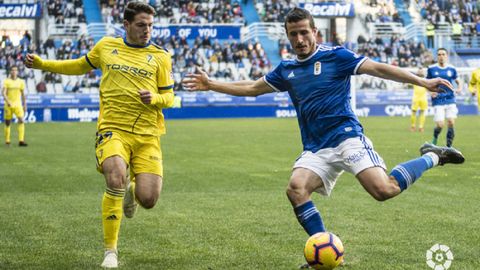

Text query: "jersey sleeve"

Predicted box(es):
[334, 47, 367, 76]
[85, 38, 105, 69]
[21, 80, 25, 92]
[452, 68, 458, 80]
[426, 68, 432, 79]
[264, 64, 287, 92]
[156, 53, 174, 91]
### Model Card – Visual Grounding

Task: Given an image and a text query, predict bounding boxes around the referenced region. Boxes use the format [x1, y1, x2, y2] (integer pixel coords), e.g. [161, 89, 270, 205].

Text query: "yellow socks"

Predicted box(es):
[102, 188, 125, 250]
[410, 110, 417, 130]
[418, 111, 426, 130]
[4, 125, 11, 144]
[18, 123, 25, 142]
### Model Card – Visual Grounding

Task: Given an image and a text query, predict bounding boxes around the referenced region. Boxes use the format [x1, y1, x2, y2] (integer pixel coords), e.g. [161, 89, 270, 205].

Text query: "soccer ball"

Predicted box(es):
[304, 232, 344, 270]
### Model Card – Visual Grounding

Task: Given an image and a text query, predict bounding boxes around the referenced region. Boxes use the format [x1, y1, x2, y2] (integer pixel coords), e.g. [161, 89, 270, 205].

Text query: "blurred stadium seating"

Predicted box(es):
[1, 0, 480, 95]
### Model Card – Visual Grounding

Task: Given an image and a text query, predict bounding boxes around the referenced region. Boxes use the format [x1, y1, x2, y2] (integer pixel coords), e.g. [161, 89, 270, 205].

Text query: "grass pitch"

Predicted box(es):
[1, 116, 479, 269]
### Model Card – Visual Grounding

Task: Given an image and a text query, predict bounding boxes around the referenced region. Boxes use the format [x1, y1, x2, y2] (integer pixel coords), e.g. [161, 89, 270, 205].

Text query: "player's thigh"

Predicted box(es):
[419, 99, 428, 111]
[433, 105, 446, 123]
[338, 136, 386, 176]
[12, 106, 24, 121]
[130, 135, 163, 176]
[95, 130, 131, 174]
[411, 100, 420, 111]
[293, 150, 343, 196]
[3, 107, 13, 120]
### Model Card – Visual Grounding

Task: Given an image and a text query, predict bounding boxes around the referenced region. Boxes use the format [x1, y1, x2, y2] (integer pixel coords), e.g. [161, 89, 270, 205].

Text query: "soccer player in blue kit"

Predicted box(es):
[427, 48, 462, 147]
[183, 7, 464, 246]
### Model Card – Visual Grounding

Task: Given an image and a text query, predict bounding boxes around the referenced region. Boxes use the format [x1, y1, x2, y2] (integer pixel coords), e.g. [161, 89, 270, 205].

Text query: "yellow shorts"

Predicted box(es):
[95, 129, 163, 176]
[411, 99, 428, 111]
[4, 106, 24, 120]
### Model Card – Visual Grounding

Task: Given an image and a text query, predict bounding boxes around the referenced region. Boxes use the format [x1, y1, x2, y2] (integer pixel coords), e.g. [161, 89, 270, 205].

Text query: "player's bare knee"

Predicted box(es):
[105, 170, 126, 189]
[370, 184, 396, 201]
[137, 195, 158, 209]
[286, 181, 309, 204]
[5, 120, 11, 126]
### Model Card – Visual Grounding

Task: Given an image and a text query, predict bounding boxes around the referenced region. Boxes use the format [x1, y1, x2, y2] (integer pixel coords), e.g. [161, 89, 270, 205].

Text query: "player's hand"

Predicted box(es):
[423, 78, 453, 93]
[6, 101, 11, 107]
[24, 54, 35, 68]
[138, 90, 153, 104]
[182, 66, 210, 91]
[430, 92, 438, 98]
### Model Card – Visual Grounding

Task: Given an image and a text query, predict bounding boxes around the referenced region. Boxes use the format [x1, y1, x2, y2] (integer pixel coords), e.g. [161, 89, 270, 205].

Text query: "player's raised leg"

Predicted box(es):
[358, 145, 464, 201]
[101, 156, 128, 268]
[134, 173, 163, 209]
[286, 168, 326, 236]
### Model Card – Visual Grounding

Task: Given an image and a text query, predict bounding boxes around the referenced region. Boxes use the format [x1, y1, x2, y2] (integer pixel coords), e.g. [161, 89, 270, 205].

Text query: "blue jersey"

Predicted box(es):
[264, 45, 367, 152]
[426, 64, 457, 106]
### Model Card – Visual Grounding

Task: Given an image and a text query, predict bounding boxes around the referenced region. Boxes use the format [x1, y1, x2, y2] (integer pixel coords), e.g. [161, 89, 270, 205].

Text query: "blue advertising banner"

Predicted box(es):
[0, 3, 42, 19]
[0, 91, 477, 123]
[299, 2, 355, 17]
[114, 25, 242, 40]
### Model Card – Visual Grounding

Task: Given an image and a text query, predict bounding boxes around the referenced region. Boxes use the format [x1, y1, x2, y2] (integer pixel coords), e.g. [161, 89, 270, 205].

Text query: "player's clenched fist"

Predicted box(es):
[138, 90, 152, 104]
[24, 54, 38, 68]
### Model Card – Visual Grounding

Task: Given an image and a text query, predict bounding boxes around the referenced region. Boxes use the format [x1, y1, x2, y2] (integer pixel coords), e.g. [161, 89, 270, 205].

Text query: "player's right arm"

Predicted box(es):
[2, 83, 11, 107]
[24, 54, 93, 75]
[182, 67, 273, 97]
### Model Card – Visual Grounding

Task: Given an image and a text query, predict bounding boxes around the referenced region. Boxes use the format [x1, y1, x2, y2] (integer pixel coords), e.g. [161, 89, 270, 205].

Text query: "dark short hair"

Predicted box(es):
[124, 1, 156, 22]
[284, 7, 315, 32]
[437, 48, 448, 55]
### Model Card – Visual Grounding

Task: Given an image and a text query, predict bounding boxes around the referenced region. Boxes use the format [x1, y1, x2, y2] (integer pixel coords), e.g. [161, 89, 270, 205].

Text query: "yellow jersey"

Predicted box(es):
[3, 78, 25, 107]
[469, 68, 480, 106]
[86, 36, 174, 136]
[412, 84, 428, 101]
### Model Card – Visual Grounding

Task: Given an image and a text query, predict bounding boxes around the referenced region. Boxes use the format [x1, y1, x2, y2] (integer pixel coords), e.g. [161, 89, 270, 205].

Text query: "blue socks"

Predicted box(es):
[390, 154, 435, 191]
[446, 127, 455, 147]
[294, 200, 325, 236]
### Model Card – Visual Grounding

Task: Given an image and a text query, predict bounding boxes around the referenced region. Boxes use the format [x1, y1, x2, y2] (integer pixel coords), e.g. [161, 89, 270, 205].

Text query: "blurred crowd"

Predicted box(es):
[100, 0, 244, 24]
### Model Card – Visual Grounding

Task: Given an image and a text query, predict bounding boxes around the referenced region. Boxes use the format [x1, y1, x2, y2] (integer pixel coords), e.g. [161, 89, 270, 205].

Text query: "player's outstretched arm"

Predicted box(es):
[182, 67, 273, 97]
[25, 54, 93, 75]
[357, 59, 453, 93]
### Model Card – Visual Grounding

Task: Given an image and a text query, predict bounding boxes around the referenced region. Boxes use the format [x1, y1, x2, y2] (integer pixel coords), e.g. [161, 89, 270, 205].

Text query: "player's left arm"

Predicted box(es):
[357, 59, 453, 93]
[455, 78, 462, 94]
[139, 52, 175, 108]
[139, 89, 174, 108]
[21, 81, 26, 112]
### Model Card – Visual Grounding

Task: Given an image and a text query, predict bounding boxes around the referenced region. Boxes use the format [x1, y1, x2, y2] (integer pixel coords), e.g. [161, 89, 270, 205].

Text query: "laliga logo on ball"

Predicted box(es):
[426, 244, 453, 270]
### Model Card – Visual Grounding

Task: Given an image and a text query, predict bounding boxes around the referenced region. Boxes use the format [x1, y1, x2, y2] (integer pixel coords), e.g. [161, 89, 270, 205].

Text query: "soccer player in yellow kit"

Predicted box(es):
[411, 67, 429, 132]
[2, 66, 28, 146]
[25, 2, 174, 268]
[468, 67, 480, 111]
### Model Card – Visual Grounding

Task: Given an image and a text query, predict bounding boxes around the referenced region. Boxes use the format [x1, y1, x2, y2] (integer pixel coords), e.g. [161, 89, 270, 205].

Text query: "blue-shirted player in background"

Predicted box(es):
[427, 48, 462, 147]
[183, 6, 465, 258]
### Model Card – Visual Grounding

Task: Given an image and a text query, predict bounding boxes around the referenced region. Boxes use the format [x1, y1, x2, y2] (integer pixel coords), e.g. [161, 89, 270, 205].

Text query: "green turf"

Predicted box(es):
[1, 116, 479, 269]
